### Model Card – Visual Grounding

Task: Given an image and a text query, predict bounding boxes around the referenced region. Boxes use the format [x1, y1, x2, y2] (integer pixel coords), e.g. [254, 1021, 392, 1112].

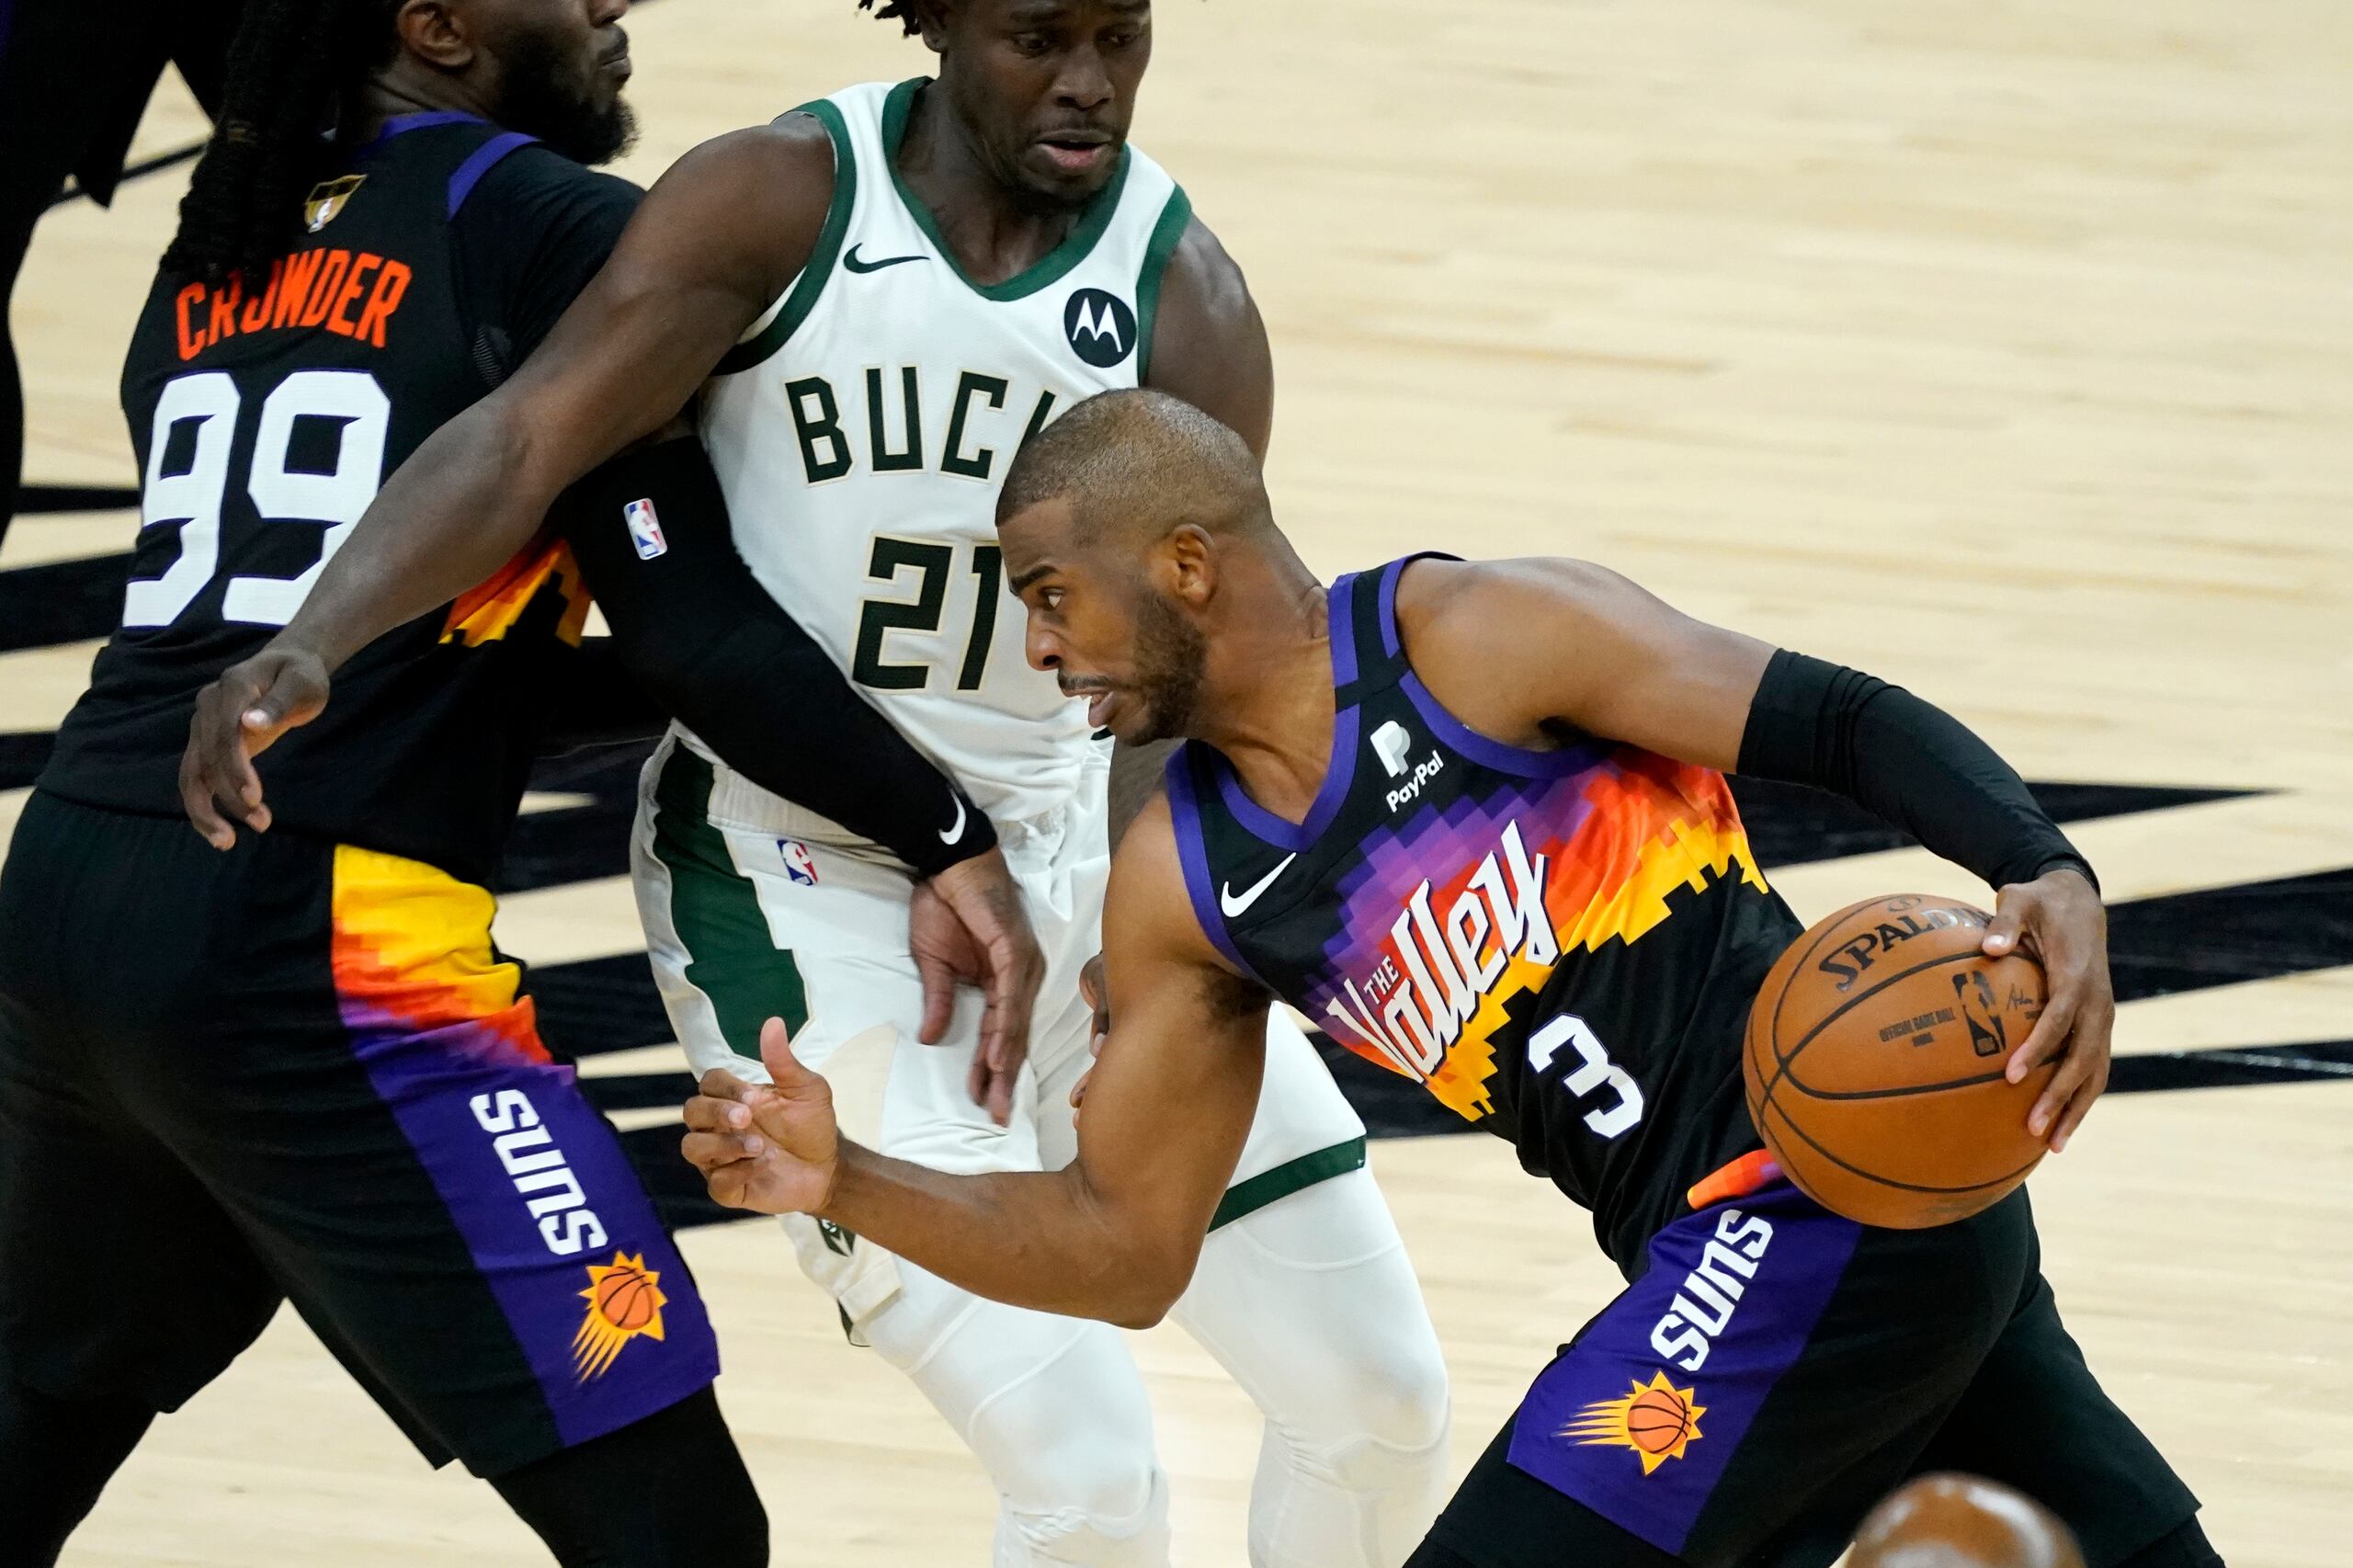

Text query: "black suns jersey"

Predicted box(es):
[40, 113, 641, 885]
[1166, 555, 1808, 1274]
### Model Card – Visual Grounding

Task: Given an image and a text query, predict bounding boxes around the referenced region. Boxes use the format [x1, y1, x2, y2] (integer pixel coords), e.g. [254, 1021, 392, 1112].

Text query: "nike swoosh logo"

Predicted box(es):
[1220, 854, 1297, 918]
[939, 795, 968, 845]
[845, 244, 925, 274]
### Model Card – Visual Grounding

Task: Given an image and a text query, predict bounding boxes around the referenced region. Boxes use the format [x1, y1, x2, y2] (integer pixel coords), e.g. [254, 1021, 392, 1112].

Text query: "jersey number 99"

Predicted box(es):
[124, 368, 390, 630]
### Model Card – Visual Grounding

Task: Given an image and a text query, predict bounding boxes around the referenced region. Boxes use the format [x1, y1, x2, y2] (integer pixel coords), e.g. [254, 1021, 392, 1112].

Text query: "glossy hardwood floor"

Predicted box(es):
[7, 0, 2347, 1562]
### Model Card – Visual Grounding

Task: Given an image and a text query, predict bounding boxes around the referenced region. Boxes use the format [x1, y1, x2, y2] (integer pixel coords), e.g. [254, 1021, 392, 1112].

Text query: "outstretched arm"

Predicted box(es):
[683, 796, 1268, 1327]
[1396, 558, 2113, 1151]
[179, 122, 834, 841]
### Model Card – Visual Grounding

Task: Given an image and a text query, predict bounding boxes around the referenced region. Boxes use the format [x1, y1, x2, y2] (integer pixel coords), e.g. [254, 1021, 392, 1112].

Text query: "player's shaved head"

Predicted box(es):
[998, 390, 1312, 747]
[997, 388, 1272, 546]
[1849, 1474, 2086, 1568]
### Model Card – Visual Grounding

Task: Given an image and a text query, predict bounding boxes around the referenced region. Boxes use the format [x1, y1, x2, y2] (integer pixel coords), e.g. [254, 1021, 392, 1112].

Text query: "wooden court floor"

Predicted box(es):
[6, 1, 2348, 1562]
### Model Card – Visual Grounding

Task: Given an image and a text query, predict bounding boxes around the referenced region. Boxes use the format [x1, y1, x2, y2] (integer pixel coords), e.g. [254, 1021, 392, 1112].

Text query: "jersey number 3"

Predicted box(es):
[124, 368, 389, 630]
[1528, 1014, 1645, 1139]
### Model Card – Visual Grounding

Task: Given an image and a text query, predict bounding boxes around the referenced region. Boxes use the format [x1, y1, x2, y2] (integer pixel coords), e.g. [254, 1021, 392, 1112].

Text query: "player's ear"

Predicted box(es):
[913, 1, 952, 56]
[392, 0, 473, 72]
[1161, 522, 1216, 608]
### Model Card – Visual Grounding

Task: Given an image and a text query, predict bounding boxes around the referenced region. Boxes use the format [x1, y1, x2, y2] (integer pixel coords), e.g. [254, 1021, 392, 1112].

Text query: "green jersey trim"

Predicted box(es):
[713, 97, 858, 376]
[1208, 1136, 1367, 1231]
[879, 76, 1132, 303]
[650, 745, 811, 1054]
[1133, 186, 1192, 385]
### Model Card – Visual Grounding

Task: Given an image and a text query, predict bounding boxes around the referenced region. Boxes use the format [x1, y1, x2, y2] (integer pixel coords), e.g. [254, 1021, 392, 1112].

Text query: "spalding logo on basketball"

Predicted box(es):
[1744, 893, 2055, 1230]
[1064, 288, 1137, 368]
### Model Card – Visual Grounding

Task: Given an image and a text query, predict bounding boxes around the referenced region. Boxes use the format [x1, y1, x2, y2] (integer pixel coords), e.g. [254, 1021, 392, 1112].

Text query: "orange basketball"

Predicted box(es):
[1625, 1386, 1694, 1454]
[596, 1270, 659, 1332]
[1744, 894, 2053, 1229]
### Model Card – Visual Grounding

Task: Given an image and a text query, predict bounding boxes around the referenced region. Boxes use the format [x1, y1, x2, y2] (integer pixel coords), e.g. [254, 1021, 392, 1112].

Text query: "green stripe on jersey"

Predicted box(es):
[1208, 1136, 1368, 1232]
[650, 745, 809, 1058]
[1133, 186, 1192, 384]
[714, 97, 858, 376]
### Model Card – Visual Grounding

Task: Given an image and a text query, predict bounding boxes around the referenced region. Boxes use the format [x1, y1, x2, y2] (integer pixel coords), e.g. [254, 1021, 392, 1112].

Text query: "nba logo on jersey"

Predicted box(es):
[622, 497, 667, 561]
[779, 840, 820, 887]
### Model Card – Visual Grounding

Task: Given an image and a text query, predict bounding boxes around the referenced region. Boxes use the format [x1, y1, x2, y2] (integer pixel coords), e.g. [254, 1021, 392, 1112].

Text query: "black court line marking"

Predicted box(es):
[48, 141, 207, 210]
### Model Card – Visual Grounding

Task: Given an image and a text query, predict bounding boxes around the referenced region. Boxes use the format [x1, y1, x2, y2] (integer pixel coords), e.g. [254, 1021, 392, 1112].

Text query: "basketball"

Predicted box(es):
[1745, 894, 2055, 1229]
[595, 1269, 660, 1333]
[1626, 1386, 1694, 1454]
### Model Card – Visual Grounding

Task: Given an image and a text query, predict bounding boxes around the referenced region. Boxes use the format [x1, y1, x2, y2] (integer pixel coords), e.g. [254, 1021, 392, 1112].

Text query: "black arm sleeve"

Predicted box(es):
[1736, 650, 2097, 892]
[557, 437, 997, 878]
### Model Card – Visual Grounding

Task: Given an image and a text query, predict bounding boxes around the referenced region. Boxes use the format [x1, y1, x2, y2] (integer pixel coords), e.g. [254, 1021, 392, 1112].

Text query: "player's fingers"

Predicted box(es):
[681, 1092, 756, 1133]
[758, 1016, 817, 1093]
[983, 1061, 1015, 1127]
[1981, 895, 2029, 957]
[2027, 1030, 2090, 1142]
[178, 730, 240, 850]
[682, 1130, 765, 1170]
[914, 949, 956, 1046]
[2005, 993, 2076, 1084]
[695, 1066, 764, 1104]
[2048, 1051, 2109, 1153]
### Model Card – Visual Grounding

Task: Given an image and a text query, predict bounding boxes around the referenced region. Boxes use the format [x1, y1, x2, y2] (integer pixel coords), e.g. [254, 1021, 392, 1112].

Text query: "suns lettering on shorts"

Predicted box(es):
[1562, 1369, 1706, 1475]
[574, 1251, 669, 1381]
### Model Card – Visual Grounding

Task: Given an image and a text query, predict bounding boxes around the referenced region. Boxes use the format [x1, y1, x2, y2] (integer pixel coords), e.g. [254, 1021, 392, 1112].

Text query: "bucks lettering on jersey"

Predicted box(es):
[1167, 556, 1808, 1271]
[699, 78, 1193, 828]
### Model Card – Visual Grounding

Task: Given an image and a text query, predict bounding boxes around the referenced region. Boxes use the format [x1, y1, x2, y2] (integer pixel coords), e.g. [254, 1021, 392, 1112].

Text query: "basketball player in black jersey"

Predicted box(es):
[0, 1, 1039, 1562]
[682, 391, 2222, 1567]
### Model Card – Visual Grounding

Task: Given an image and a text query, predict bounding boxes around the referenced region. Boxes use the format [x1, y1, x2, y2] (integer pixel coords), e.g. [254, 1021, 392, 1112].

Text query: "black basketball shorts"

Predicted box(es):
[1420, 1170, 2200, 1567]
[0, 791, 718, 1476]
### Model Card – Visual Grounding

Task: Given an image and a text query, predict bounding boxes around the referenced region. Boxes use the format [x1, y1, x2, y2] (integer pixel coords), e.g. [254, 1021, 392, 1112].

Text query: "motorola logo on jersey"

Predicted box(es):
[1063, 289, 1137, 368]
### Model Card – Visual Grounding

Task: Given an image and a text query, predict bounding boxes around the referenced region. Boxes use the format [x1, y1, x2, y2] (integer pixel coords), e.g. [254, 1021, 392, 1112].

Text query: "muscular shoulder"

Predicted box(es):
[1105, 793, 1267, 1015]
[625, 118, 840, 303]
[1145, 214, 1273, 457]
[1392, 557, 1651, 743]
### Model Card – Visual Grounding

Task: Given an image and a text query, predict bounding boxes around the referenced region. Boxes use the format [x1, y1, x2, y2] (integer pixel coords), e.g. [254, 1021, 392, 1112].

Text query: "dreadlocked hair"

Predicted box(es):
[162, 0, 404, 282]
[856, 1, 925, 38]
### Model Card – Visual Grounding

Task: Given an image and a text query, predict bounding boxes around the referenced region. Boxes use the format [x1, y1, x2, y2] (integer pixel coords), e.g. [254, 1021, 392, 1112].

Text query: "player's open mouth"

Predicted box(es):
[1037, 133, 1111, 173]
[1085, 689, 1120, 729]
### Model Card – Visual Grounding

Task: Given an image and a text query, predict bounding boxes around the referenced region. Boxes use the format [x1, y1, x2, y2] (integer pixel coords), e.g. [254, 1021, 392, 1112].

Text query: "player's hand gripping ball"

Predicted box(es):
[1744, 894, 2056, 1228]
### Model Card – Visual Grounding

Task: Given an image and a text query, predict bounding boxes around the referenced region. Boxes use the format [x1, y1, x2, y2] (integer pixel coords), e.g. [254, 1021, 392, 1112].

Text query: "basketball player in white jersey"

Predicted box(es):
[180, 5, 1451, 1564]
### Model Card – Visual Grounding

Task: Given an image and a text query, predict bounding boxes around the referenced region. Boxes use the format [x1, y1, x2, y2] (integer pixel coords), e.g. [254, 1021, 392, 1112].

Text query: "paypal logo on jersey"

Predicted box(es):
[1372, 718, 1446, 812]
[1064, 288, 1137, 368]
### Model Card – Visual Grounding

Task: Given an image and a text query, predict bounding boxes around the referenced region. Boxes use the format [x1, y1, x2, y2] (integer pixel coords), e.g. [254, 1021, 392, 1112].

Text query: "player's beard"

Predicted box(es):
[496, 30, 638, 166]
[1122, 588, 1207, 745]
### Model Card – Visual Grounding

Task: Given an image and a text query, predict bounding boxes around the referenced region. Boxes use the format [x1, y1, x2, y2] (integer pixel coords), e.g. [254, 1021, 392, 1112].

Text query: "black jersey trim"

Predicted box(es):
[1207, 1136, 1367, 1230]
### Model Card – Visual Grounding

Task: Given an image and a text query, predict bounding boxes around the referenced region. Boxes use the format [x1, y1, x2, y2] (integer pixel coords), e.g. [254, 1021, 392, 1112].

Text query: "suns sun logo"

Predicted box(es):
[1561, 1370, 1706, 1475]
[573, 1252, 668, 1381]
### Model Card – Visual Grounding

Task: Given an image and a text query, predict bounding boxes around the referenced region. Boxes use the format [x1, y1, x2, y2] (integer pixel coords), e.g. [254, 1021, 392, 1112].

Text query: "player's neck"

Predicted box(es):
[1195, 574, 1338, 824]
[896, 85, 1082, 287]
[347, 70, 501, 144]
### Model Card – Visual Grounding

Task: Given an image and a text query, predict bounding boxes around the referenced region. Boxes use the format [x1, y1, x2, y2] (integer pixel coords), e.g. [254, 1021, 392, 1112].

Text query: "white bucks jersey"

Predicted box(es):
[699, 78, 1192, 828]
